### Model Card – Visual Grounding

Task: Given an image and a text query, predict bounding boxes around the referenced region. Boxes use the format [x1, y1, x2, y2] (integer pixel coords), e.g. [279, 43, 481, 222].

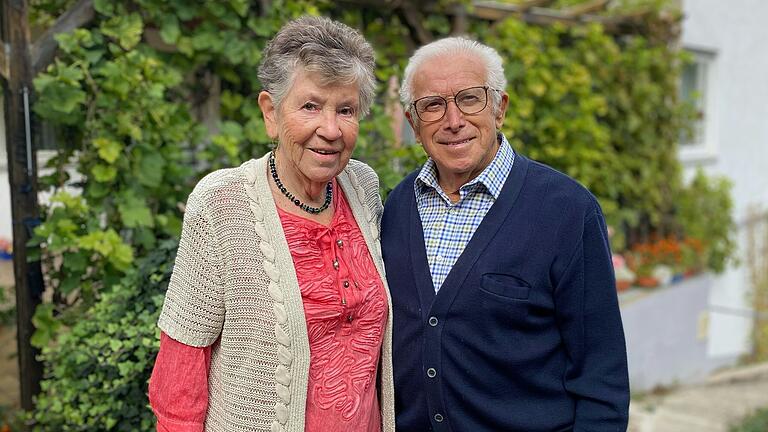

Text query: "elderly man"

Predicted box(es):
[381, 36, 629, 431]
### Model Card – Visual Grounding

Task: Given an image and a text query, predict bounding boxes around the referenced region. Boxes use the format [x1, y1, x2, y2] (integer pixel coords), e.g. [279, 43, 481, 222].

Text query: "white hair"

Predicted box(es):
[258, 16, 376, 116]
[400, 36, 507, 120]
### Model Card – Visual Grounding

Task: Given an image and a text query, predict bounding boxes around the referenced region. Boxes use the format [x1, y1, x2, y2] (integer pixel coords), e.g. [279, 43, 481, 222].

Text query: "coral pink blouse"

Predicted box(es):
[150, 183, 387, 432]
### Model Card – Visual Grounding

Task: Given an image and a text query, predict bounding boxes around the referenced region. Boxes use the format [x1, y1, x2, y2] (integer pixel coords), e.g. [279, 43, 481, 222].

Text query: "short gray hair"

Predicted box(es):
[258, 16, 376, 116]
[400, 36, 507, 118]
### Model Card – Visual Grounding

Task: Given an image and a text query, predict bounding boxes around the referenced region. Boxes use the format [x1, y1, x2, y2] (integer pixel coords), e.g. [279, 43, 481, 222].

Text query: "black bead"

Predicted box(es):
[269, 150, 333, 214]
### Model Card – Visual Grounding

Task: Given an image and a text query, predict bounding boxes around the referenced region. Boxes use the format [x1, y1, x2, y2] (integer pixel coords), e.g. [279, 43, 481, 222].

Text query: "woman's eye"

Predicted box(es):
[302, 102, 319, 111]
[339, 106, 356, 116]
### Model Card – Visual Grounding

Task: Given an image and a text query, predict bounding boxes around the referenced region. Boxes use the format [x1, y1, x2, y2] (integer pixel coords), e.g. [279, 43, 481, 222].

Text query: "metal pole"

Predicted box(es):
[23, 86, 33, 174]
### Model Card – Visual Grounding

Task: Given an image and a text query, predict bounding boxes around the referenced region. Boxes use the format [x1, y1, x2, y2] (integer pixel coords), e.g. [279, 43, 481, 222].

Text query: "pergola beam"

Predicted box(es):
[470, 0, 657, 33]
[0, 45, 8, 81]
[31, 0, 94, 75]
[1, 0, 45, 410]
[560, 0, 610, 18]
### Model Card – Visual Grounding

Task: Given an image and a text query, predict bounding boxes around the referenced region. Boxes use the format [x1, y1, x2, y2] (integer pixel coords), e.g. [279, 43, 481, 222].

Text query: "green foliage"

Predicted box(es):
[676, 170, 736, 273]
[26, 0, 737, 427]
[746, 210, 768, 363]
[730, 408, 768, 432]
[29, 240, 176, 431]
[0, 284, 16, 327]
[486, 19, 692, 247]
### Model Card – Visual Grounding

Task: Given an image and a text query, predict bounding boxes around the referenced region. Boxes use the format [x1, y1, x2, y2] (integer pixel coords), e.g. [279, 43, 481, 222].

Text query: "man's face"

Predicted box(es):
[406, 53, 508, 190]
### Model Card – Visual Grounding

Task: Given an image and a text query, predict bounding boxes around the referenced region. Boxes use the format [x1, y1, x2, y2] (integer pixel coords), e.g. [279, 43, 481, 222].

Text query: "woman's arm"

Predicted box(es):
[149, 332, 212, 432]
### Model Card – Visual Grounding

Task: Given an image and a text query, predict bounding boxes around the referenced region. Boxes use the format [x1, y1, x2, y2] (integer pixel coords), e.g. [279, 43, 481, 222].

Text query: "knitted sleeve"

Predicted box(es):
[556, 204, 629, 430]
[347, 159, 383, 228]
[158, 190, 225, 347]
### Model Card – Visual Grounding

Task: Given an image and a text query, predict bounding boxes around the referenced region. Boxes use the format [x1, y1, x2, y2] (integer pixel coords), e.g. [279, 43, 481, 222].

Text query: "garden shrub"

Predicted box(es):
[29, 240, 176, 431]
[675, 169, 736, 272]
[730, 408, 768, 432]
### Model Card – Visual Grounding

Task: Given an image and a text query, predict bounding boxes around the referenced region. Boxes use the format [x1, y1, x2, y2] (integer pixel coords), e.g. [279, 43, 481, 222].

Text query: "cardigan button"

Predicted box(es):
[426, 368, 437, 378]
[428, 316, 438, 326]
[434, 413, 444, 423]
[333, 259, 339, 270]
[336, 239, 343, 248]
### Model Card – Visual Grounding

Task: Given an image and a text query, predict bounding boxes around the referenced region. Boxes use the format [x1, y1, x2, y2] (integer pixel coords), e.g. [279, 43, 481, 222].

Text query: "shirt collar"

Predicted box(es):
[415, 133, 515, 201]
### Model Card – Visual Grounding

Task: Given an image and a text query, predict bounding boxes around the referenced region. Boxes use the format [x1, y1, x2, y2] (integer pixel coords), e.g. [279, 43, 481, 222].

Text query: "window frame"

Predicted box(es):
[679, 47, 719, 164]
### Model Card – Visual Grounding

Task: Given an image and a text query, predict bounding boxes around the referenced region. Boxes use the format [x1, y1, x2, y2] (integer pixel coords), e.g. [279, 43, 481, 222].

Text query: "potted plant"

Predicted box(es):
[627, 241, 657, 288]
[0, 237, 12, 261]
[612, 253, 635, 292]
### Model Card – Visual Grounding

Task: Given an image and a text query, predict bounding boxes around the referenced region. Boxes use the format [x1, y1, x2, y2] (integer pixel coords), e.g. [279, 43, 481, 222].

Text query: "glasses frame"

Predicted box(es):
[411, 86, 498, 123]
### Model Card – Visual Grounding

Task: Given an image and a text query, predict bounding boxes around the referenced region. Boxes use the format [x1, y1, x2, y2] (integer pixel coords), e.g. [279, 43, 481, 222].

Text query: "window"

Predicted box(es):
[679, 49, 717, 161]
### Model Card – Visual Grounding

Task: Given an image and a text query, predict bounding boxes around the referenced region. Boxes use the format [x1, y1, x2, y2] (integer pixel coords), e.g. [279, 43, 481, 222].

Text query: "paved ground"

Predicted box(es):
[0, 259, 19, 411]
[628, 362, 768, 432]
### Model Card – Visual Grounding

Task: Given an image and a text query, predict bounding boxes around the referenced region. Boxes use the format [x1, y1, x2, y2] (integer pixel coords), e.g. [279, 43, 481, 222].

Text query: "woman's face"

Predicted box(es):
[259, 69, 360, 189]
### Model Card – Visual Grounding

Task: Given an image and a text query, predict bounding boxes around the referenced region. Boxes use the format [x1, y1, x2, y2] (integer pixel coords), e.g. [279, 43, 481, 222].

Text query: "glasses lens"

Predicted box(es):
[455, 87, 487, 114]
[415, 97, 447, 122]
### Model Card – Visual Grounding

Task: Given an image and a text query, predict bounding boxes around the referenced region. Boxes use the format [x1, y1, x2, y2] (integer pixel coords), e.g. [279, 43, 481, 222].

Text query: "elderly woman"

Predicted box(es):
[148, 16, 394, 432]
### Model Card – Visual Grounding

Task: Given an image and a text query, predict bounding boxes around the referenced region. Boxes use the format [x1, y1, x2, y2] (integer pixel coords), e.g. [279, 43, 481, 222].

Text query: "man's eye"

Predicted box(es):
[422, 100, 445, 112]
[458, 95, 480, 104]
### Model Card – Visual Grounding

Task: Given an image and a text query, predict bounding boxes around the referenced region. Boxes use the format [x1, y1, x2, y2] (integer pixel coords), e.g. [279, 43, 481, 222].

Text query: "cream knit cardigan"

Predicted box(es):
[158, 154, 395, 432]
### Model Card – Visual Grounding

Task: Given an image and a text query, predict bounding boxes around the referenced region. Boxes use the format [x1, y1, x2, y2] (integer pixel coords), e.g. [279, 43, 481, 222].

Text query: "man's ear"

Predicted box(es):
[405, 110, 419, 141]
[258, 91, 278, 139]
[495, 91, 509, 129]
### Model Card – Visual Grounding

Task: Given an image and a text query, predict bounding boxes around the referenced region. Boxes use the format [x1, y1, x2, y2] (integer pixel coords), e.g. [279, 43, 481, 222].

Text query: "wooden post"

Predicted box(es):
[1, 0, 45, 410]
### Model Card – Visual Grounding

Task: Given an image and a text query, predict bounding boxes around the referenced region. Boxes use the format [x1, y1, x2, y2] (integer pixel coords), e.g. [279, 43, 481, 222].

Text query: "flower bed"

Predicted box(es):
[613, 236, 706, 291]
[0, 238, 11, 261]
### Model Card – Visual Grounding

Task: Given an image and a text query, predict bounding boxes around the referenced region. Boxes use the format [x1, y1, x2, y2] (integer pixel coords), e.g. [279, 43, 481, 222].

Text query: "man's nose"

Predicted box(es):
[443, 100, 465, 131]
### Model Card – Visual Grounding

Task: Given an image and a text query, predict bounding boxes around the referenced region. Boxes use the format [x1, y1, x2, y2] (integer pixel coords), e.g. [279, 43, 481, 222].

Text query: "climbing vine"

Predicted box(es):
[24, 0, 734, 428]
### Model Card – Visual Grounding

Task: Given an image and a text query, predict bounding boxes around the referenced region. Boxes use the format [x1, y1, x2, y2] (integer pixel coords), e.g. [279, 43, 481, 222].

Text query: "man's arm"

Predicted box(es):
[555, 207, 630, 431]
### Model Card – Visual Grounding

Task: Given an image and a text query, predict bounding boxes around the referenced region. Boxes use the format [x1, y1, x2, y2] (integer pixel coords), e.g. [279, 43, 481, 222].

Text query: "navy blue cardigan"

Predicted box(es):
[381, 154, 629, 432]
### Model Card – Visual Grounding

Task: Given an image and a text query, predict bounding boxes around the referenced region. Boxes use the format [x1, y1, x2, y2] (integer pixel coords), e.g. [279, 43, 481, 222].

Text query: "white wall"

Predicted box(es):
[681, 0, 768, 360]
[0, 97, 13, 241]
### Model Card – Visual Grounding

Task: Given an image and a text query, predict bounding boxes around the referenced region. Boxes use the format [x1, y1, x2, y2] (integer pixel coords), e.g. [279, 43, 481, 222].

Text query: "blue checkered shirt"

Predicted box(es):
[415, 134, 515, 293]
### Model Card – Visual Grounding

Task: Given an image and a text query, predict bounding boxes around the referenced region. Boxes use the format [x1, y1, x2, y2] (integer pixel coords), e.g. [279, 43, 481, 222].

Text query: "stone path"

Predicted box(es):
[0, 259, 19, 410]
[629, 362, 768, 432]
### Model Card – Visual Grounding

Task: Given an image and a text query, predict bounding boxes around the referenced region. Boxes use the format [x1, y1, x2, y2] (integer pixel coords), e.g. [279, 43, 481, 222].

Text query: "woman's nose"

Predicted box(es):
[317, 110, 343, 141]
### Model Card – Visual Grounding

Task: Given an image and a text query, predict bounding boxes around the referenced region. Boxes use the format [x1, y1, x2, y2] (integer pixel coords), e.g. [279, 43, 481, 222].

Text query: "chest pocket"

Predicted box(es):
[480, 273, 531, 301]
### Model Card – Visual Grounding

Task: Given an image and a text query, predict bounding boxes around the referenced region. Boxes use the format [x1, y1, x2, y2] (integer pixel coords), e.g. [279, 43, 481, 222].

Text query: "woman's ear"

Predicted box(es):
[258, 91, 278, 139]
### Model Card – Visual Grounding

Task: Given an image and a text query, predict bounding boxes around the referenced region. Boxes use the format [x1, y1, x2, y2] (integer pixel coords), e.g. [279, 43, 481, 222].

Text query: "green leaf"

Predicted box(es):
[31, 304, 61, 348]
[63, 251, 88, 272]
[93, 0, 115, 15]
[33, 77, 86, 121]
[109, 242, 134, 271]
[117, 112, 143, 140]
[100, 13, 144, 50]
[136, 150, 166, 188]
[159, 15, 181, 44]
[92, 137, 122, 164]
[118, 191, 155, 228]
[59, 275, 81, 294]
[91, 164, 117, 182]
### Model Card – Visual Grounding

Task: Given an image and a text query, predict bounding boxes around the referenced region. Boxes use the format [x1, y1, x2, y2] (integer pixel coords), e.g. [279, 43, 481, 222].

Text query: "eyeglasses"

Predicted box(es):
[411, 86, 497, 122]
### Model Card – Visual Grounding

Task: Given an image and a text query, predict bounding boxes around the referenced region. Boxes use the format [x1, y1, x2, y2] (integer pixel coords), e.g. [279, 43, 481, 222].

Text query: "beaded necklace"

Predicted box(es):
[269, 151, 333, 214]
